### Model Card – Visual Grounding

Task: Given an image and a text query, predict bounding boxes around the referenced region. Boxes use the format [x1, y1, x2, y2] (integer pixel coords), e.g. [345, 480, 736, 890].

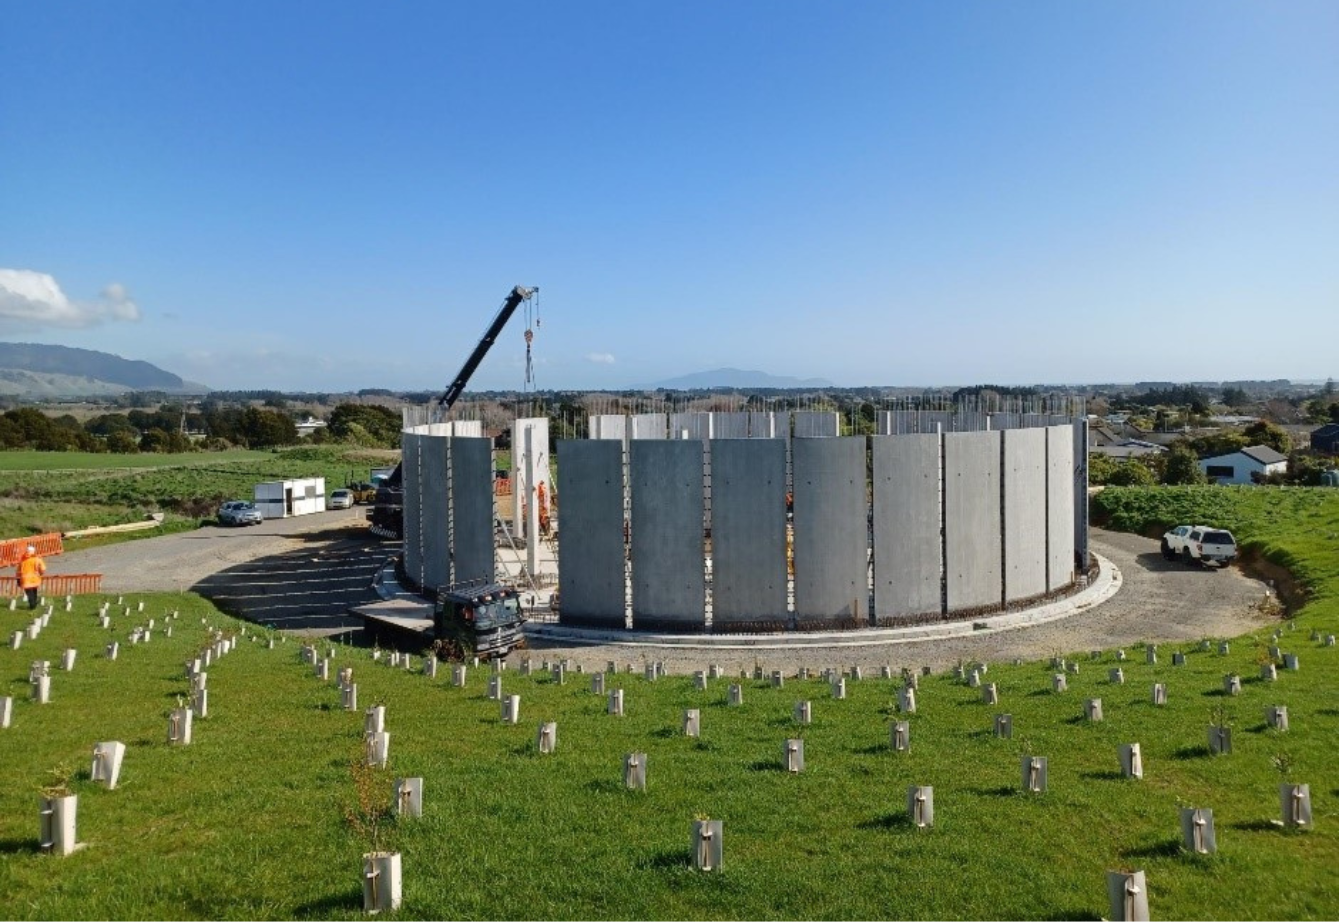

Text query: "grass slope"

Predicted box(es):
[0, 447, 397, 541]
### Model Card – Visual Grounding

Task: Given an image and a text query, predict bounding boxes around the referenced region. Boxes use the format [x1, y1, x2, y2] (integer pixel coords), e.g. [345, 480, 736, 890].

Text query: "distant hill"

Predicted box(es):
[0, 342, 208, 397]
[646, 368, 835, 390]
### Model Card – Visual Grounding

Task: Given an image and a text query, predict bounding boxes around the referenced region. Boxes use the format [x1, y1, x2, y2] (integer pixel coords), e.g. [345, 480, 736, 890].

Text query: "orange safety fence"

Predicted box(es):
[0, 533, 64, 568]
[2, 573, 103, 598]
[494, 479, 513, 496]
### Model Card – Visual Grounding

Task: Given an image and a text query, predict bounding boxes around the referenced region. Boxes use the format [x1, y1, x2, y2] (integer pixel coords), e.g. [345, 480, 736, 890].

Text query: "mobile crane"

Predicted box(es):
[369, 285, 538, 539]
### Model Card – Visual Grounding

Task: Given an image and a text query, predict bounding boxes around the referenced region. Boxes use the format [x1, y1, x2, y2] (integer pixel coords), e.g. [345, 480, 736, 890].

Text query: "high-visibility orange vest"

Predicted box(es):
[18, 555, 45, 589]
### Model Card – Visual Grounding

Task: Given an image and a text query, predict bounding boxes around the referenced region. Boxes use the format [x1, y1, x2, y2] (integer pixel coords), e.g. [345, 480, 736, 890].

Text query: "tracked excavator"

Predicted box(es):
[369, 284, 538, 539]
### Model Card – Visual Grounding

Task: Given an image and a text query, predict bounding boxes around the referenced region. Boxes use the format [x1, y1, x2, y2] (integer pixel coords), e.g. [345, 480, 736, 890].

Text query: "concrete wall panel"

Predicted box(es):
[630, 440, 705, 628]
[449, 437, 494, 587]
[590, 415, 627, 441]
[669, 412, 713, 441]
[418, 435, 449, 590]
[403, 433, 423, 586]
[1048, 425, 1076, 590]
[944, 430, 1002, 612]
[1004, 428, 1047, 601]
[748, 412, 778, 438]
[1073, 419, 1089, 569]
[631, 413, 666, 440]
[793, 411, 840, 438]
[712, 412, 751, 439]
[793, 437, 868, 621]
[711, 439, 788, 622]
[557, 440, 626, 625]
[871, 434, 942, 618]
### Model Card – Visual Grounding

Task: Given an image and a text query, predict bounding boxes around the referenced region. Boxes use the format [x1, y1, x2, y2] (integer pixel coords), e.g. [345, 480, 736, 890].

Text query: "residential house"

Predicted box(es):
[1198, 444, 1288, 485]
[1311, 423, 1339, 454]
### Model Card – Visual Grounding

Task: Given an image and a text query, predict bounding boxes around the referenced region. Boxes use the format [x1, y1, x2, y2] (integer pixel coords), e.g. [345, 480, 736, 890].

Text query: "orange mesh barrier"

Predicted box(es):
[3, 573, 102, 597]
[0, 533, 64, 568]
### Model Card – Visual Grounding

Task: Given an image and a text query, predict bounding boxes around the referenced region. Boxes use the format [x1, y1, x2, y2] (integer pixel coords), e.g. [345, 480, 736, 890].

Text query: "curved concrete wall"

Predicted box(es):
[401, 413, 1085, 631]
[554, 421, 1084, 630]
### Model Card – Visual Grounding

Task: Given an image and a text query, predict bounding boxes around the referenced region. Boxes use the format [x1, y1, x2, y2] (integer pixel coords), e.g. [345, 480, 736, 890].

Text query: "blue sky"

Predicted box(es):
[2, 1, 1336, 393]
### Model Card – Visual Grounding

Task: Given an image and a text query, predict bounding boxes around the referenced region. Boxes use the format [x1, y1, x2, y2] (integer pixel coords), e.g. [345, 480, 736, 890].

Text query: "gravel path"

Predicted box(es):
[523, 529, 1278, 674]
[44, 520, 1277, 672]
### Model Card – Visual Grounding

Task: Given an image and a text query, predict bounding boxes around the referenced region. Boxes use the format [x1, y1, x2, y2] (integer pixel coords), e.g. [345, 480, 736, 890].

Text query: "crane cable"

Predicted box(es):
[523, 290, 538, 391]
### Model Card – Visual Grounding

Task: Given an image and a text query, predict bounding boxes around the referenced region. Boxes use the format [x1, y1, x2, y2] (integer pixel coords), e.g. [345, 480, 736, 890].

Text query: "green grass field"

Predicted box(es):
[1, 486, 1338, 919]
[0, 446, 398, 541]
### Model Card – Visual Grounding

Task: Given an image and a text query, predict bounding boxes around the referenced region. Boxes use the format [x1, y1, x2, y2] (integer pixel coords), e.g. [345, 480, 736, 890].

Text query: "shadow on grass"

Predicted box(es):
[293, 886, 363, 918]
[584, 778, 626, 795]
[634, 847, 693, 871]
[649, 726, 678, 739]
[966, 784, 1016, 798]
[1120, 838, 1183, 859]
[1229, 818, 1283, 833]
[0, 838, 41, 855]
[1027, 688, 1056, 698]
[1172, 744, 1213, 760]
[1315, 707, 1339, 718]
[1042, 907, 1101, 921]
[1202, 688, 1230, 697]
[853, 743, 892, 756]
[857, 811, 915, 831]
[1079, 770, 1126, 782]
[748, 759, 784, 773]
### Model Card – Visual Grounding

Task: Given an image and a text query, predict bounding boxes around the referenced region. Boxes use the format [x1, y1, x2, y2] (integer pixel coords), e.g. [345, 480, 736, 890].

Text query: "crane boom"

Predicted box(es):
[437, 285, 537, 410]
[369, 284, 539, 540]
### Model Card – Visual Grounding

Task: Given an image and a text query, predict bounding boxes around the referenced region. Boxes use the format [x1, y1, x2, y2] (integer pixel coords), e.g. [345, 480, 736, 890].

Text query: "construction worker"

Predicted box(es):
[17, 545, 46, 610]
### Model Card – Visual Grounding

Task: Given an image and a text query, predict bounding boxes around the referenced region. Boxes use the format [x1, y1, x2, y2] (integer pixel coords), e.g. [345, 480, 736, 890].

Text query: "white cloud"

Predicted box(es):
[0, 268, 142, 330]
[586, 352, 616, 365]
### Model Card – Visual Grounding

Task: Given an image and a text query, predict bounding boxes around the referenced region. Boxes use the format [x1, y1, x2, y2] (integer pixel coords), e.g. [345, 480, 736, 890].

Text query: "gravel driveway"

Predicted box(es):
[43, 520, 1276, 670]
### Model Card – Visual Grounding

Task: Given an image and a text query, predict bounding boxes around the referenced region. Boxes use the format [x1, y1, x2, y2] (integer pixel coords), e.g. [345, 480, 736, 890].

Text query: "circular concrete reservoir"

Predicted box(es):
[398, 403, 1090, 636]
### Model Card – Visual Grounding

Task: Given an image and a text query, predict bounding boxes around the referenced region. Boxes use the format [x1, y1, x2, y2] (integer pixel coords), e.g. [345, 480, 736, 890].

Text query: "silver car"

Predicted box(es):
[218, 500, 264, 527]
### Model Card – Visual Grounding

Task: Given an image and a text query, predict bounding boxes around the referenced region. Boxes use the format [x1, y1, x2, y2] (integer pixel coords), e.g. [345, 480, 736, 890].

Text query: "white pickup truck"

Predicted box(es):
[1161, 524, 1238, 568]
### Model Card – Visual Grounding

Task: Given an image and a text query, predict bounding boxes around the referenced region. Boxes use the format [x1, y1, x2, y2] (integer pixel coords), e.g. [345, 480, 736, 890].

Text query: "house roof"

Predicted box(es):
[1312, 423, 1339, 438]
[1240, 444, 1288, 465]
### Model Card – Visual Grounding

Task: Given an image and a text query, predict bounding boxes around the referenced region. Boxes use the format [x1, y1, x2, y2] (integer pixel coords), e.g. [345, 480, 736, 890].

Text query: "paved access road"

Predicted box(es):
[46, 508, 395, 636]
[40, 519, 1277, 670]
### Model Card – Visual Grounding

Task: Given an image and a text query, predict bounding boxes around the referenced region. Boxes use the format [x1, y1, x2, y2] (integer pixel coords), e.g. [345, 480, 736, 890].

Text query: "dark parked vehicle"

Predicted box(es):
[217, 500, 264, 527]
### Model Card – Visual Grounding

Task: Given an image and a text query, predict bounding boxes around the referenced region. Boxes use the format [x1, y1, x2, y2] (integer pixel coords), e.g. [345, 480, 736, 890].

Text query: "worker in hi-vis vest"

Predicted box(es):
[17, 545, 46, 610]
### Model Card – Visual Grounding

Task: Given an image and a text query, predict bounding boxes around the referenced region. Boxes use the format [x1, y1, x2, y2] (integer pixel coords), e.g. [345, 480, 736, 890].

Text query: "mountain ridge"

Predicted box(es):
[0, 342, 208, 396]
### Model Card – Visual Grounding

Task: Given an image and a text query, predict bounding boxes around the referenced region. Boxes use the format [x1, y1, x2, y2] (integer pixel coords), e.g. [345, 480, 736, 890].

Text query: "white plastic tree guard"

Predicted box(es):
[1266, 705, 1289, 731]
[1261, 663, 1277, 682]
[362, 851, 402, 913]
[831, 678, 846, 700]
[39, 794, 80, 856]
[1085, 699, 1103, 722]
[366, 731, 390, 768]
[1106, 869, 1150, 922]
[783, 739, 805, 773]
[728, 684, 743, 706]
[61, 649, 76, 672]
[994, 714, 1012, 739]
[32, 676, 51, 704]
[1224, 674, 1242, 696]
[343, 684, 358, 712]
[771, 670, 785, 688]
[192, 688, 208, 720]
[683, 709, 700, 737]
[982, 683, 999, 705]
[591, 673, 605, 695]
[488, 675, 502, 701]
[794, 701, 812, 726]
[365, 706, 386, 735]
[907, 786, 934, 828]
[1280, 783, 1312, 828]
[607, 689, 624, 717]
[1180, 807, 1216, 854]
[1152, 683, 1167, 706]
[502, 695, 521, 725]
[899, 687, 916, 714]
[393, 777, 423, 818]
[1120, 743, 1144, 780]
[1109, 668, 1125, 685]
[891, 721, 910, 753]
[452, 665, 467, 687]
[624, 752, 647, 790]
[693, 671, 707, 690]
[1022, 755, 1047, 793]
[536, 722, 557, 754]
[692, 820, 723, 871]
[168, 708, 193, 745]
[105, 642, 118, 660]
[0, 696, 12, 729]
[91, 741, 126, 789]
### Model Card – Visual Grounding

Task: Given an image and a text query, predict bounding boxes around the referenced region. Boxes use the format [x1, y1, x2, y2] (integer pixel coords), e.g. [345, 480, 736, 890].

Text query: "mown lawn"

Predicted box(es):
[0, 446, 398, 542]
